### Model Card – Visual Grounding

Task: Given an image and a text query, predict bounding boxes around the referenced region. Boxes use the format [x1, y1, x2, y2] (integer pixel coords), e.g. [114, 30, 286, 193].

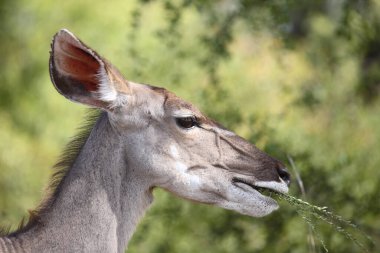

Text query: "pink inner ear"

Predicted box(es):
[54, 37, 101, 92]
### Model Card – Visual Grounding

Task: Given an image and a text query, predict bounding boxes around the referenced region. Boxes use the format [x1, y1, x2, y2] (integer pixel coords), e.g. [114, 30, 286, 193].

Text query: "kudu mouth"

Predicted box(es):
[232, 177, 288, 196]
[196, 121, 290, 214]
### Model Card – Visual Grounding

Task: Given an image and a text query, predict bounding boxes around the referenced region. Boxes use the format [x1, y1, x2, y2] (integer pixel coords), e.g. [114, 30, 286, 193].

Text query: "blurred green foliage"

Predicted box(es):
[0, 0, 379, 252]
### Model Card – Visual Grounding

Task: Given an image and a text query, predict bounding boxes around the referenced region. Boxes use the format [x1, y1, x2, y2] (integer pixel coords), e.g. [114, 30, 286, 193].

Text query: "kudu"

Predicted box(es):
[0, 29, 290, 253]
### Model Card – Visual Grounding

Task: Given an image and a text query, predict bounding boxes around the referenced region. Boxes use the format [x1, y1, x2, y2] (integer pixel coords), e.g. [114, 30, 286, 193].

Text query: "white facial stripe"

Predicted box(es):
[171, 145, 201, 187]
[173, 160, 201, 189]
[170, 144, 179, 159]
[175, 161, 187, 173]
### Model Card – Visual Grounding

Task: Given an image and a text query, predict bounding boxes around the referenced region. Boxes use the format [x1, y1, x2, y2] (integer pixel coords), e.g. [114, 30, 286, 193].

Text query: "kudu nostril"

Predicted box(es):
[277, 166, 291, 186]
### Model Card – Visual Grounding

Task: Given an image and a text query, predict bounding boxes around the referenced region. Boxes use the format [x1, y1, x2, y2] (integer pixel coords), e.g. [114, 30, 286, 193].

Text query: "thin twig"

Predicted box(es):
[287, 154, 317, 253]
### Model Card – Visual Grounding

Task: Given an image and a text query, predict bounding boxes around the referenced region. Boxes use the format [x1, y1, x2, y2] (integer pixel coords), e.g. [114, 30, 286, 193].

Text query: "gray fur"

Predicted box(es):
[1, 113, 153, 253]
[0, 29, 290, 253]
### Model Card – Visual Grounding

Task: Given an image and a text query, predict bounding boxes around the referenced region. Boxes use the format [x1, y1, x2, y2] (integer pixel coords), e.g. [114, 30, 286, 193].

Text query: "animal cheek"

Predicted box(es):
[174, 161, 188, 173]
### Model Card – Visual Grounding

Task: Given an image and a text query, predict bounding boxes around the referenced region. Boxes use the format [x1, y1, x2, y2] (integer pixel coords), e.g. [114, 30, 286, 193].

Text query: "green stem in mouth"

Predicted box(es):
[271, 191, 374, 252]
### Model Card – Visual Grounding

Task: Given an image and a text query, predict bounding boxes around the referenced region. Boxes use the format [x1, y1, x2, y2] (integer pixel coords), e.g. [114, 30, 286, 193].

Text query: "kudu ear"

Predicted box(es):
[49, 29, 130, 109]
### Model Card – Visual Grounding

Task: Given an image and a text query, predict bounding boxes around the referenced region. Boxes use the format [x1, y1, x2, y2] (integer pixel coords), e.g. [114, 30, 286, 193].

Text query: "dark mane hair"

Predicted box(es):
[0, 109, 101, 237]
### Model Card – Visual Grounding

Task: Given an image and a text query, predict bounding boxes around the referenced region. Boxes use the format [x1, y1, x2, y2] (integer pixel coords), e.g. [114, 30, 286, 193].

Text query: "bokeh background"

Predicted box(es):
[1, 0, 380, 252]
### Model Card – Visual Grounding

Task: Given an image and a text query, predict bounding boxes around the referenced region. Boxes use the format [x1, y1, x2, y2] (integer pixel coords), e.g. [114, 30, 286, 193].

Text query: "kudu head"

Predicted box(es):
[50, 29, 290, 218]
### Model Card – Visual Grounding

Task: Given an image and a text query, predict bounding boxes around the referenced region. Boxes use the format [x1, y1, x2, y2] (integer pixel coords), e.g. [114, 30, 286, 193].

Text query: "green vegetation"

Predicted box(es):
[273, 191, 374, 252]
[1, 0, 379, 252]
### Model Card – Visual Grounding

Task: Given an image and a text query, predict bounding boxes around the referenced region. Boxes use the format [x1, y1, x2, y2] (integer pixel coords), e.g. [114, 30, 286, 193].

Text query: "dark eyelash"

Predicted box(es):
[175, 116, 198, 129]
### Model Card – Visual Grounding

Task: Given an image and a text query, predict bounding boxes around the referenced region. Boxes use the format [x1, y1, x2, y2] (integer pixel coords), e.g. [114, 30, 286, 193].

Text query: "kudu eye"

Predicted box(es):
[175, 116, 198, 129]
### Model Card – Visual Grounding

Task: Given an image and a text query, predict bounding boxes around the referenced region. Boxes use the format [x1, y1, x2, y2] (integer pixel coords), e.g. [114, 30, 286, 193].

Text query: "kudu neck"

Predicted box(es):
[18, 112, 153, 253]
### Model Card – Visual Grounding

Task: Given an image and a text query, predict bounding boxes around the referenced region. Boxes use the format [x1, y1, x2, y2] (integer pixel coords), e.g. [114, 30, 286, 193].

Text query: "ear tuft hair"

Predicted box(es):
[96, 66, 129, 109]
[49, 29, 130, 110]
